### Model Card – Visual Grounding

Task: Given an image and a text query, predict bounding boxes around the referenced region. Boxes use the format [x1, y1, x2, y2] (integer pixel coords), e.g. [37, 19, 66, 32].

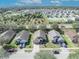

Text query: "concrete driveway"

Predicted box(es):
[32, 44, 40, 53]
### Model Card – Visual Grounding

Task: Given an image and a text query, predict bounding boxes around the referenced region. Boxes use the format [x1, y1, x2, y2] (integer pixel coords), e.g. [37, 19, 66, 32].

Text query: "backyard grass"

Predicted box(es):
[62, 35, 75, 48]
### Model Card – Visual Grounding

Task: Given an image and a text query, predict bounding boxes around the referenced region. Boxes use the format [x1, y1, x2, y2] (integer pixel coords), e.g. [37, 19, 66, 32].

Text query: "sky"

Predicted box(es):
[0, 0, 79, 7]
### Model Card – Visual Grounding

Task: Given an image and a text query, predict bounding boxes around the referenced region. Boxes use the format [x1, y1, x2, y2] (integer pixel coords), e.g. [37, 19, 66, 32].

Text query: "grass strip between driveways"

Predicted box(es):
[62, 35, 75, 48]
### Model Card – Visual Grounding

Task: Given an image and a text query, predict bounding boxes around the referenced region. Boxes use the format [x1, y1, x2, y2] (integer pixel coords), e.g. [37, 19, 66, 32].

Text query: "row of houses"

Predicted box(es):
[0, 30, 67, 48]
[23, 9, 79, 19]
[3, 8, 79, 20]
[22, 9, 79, 22]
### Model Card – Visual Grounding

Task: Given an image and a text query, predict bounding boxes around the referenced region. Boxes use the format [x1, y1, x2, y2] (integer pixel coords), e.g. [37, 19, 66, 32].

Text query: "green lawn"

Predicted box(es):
[25, 38, 33, 48]
[40, 35, 60, 48]
[34, 51, 56, 59]
[26, 34, 33, 48]
[40, 42, 60, 48]
[62, 35, 75, 48]
[68, 50, 79, 59]
[10, 39, 18, 48]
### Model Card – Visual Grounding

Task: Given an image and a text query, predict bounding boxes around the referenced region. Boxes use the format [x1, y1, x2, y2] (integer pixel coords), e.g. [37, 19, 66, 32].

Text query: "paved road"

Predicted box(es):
[54, 48, 70, 59]
[9, 44, 40, 59]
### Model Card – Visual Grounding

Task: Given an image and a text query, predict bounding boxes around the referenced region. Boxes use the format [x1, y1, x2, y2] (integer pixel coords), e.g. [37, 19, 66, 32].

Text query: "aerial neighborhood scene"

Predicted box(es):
[0, 0, 79, 59]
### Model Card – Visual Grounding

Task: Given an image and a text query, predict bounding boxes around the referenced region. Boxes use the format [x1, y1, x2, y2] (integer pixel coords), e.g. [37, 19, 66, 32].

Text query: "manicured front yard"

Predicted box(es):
[40, 35, 60, 48]
[40, 42, 60, 48]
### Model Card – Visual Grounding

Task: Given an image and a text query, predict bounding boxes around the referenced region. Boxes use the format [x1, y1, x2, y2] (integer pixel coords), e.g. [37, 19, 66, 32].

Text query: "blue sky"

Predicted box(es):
[0, 0, 79, 7]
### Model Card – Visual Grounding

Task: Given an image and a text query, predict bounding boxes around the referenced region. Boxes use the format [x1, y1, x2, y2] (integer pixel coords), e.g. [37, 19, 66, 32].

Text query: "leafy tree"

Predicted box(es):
[73, 23, 79, 32]
[51, 24, 64, 34]
[39, 24, 47, 30]
[73, 23, 79, 29]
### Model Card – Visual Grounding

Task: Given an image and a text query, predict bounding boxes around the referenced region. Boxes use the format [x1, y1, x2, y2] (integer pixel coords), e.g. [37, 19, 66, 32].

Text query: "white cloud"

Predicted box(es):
[19, 0, 42, 4]
[19, 0, 32, 3]
[51, 0, 60, 4]
[31, 0, 42, 3]
[16, 0, 42, 6]
[50, 0, 61, 6]
[15, 3, 25, 6]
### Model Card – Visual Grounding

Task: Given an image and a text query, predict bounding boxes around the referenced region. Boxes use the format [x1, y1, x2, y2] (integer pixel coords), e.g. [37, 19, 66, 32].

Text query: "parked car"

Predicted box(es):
[53, 50, 60, 54]
[7, 48, 17, 52]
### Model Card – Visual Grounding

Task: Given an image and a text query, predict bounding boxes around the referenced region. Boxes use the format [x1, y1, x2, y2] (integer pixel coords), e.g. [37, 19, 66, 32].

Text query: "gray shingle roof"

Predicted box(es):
[14, 30, 30, 42]
[48, 30, 63, 41]
[33, 30, 47, 44]
[48, 30, 60, 37]
[0, 30, 15, 43]
[33, 30, 46, 40]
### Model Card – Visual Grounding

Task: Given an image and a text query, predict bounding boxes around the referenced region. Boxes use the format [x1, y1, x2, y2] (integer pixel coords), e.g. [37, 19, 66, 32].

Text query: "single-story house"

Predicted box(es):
[33, 30, 47, 44]
[14, 30, 30, 48]
[48, 30, 67, 48]
[0, 30, 15, 44]
[72, 35, 79, 44]
[63, 29, 77, 42]
[48, 30, 64, 44]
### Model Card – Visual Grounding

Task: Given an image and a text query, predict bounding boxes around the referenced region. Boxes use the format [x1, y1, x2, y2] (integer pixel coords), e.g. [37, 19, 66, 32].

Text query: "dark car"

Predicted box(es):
[53, 51, 60, 54]
[7, 48, 17, 52]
